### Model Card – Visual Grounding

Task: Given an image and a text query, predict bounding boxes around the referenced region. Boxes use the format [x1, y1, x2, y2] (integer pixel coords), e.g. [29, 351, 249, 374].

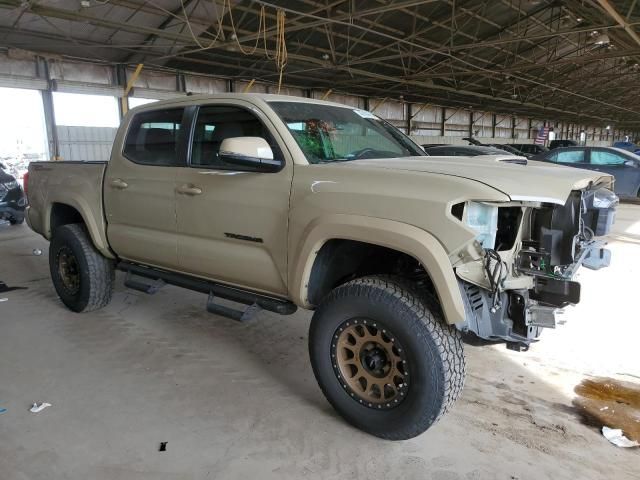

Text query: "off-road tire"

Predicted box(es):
[309, 275, 465, 440]
[49, 223, 115, 312]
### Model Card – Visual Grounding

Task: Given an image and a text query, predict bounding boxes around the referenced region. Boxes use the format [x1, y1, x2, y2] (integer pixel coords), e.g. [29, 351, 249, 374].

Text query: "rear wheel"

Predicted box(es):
[309, 275, 466, 440]
[9, 215, 24, 225]
[49, 224, 115, 312]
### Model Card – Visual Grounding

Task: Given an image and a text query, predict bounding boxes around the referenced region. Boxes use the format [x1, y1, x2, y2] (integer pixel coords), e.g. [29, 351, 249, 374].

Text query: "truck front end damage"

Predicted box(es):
[452, 185, 618, 350]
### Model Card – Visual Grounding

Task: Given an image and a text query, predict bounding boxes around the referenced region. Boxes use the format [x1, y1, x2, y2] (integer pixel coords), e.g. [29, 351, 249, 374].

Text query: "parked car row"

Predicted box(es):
[419, 141, 640, 199]
[531, 147, 640, 199]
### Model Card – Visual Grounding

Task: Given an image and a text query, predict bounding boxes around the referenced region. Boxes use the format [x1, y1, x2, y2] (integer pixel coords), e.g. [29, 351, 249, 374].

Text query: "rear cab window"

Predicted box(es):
[123, 108, 186, 166]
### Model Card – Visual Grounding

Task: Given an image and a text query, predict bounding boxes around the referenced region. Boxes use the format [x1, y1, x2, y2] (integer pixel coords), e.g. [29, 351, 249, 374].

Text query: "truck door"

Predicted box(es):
[175, 102, 293, 296]
[104, 106, 189, 269]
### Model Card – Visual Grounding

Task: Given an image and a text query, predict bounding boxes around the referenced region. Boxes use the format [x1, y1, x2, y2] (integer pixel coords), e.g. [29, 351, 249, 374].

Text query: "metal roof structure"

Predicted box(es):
[2, 0, 640, 126]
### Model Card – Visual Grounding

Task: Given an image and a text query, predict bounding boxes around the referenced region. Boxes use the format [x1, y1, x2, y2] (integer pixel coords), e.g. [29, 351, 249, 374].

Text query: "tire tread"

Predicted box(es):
[311, 275, 466, 440]
[51, 224, 114, 312]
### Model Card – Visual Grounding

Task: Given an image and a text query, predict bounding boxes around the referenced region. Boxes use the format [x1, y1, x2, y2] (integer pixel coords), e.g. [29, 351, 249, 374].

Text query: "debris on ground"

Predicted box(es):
[573, 377, 640, 446]
[0, 281, 26, 293]
[29, 402, 52, 413]
[0, 407, 6, 414]
[0, 298, 7, 302]
[159, 442, 168, 452]
[602, 426, 640, 448]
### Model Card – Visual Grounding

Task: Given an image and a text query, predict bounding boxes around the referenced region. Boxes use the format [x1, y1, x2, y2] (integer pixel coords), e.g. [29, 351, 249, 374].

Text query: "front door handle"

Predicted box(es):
[110, 178, 129, 189]
[176, 184, 202, 196]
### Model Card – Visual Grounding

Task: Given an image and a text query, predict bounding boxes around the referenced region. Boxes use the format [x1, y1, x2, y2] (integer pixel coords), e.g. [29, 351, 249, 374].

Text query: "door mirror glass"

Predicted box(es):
[219, 137, 282, 172]
[624, 159, 638, 167]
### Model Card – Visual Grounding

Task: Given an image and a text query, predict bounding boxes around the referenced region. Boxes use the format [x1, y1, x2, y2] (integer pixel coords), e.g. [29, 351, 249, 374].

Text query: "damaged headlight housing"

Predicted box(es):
[464, 202, 498, 249]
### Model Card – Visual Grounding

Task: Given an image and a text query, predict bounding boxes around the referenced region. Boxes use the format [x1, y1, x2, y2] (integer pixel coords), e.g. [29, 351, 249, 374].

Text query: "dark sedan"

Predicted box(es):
[0, 163, 26, 225]
[423, 145, 511, 156]
[511, 143, 548, 156]
[531, 146, 640, 198]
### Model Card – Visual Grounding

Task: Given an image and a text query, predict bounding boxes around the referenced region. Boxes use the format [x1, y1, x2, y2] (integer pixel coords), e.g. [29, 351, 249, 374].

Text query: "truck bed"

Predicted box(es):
[26, 161, 113, 258]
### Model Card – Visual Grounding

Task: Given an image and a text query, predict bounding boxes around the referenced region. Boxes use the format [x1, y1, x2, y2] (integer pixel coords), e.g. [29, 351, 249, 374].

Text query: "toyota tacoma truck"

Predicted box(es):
[26, 94, 617, 440]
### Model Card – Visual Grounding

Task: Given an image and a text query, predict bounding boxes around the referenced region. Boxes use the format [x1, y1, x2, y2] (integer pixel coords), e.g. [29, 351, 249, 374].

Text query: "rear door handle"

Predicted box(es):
[176, 184, 202, 196]
[110, 178, 129, 189]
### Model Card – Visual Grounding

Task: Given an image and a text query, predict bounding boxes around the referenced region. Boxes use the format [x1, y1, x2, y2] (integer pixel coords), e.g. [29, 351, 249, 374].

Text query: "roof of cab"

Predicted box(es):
[128, 92, 354, 113]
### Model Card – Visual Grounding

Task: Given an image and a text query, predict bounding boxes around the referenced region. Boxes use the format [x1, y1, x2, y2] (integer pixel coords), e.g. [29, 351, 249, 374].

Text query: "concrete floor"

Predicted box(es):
[1, 207, 639, 480]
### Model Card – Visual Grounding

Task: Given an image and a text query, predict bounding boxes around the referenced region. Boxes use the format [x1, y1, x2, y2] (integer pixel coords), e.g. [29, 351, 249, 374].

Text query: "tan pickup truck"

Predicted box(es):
[26, 93, 618, 440]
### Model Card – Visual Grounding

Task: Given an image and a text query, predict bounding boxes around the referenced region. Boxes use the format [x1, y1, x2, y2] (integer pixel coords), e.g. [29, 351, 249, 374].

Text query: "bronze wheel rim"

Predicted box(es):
[57, 247, 80, 295]
[331, 319, 409, 409]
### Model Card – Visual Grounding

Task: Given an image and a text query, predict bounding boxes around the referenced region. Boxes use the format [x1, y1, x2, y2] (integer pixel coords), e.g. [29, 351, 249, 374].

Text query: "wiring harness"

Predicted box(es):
[484, 249, 508, 313]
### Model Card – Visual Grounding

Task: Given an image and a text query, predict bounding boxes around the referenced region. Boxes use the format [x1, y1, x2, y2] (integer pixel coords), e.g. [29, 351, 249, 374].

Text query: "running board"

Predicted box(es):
[117, 262, 297, 317]
[124, 271, 165, 294]
[206, 293, 262, 322]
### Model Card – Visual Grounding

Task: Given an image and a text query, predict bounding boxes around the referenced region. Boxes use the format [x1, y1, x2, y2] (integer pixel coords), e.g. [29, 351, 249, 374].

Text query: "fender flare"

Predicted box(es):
[44, 194, 114, 259]
[289, 214, 466, 324]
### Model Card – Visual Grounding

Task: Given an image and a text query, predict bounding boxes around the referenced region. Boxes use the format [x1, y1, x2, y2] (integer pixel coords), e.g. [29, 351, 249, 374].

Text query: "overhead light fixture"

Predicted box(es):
[321, 53, 330, 60]
[606, 125, 611, 130]
[593, 33, 611, 46]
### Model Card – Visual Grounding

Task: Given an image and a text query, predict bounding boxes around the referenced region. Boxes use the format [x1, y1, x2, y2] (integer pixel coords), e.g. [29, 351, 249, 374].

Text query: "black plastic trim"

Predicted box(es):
[117, 261, 296, 315]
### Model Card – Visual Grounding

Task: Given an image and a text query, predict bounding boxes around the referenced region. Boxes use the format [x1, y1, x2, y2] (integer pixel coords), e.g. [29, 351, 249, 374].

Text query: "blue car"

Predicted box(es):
[531, 146, 640, 199]
[612, 141, 640, 155]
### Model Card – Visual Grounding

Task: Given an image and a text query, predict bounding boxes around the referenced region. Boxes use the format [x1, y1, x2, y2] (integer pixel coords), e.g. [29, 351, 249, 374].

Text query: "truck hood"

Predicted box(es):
[342, 156, 612, 205]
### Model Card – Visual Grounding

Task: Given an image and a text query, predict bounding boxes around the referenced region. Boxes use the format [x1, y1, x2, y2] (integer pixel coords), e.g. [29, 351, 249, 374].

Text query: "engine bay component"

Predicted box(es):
[526, 305, 561, 329]
[457, 186, 617, 347]
[529, 277, 580, 308]
[517, 187, 617, 279]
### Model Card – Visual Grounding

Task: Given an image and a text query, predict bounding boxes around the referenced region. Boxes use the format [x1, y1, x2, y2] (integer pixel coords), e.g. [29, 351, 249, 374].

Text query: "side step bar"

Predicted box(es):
[124, 271, 165, 294]
[206, 293, 261, 322]
[118, 262, 297, 320]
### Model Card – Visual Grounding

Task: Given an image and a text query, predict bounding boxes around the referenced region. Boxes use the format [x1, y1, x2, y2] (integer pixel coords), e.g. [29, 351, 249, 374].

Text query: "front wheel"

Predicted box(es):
[309, 275, 466, 440]
[49, 223, 115, 312]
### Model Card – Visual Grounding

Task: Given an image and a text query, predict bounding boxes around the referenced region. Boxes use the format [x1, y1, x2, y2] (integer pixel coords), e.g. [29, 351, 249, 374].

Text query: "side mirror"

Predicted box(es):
[624, 160, 638, 167]
[219, 137, 283, 172]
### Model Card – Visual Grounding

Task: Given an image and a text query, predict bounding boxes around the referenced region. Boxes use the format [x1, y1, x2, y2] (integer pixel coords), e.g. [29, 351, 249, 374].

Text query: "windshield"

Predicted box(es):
[269, 101, 425, 164]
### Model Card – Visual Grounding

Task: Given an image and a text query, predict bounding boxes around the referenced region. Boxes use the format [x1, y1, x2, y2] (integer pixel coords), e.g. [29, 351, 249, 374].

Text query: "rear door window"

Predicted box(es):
[123, 108, 185, 166]
[590, 150, 627, 166]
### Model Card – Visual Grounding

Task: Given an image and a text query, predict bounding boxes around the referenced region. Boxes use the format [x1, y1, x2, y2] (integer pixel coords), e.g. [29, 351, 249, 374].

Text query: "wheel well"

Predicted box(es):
[307, 239, 435, 305]
[50, 203, 84, 234]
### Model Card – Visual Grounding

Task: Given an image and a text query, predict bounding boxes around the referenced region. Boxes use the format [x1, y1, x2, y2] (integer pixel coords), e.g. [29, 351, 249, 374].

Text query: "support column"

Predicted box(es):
[115, 65, 127, 120]
[39, 57, 59, 161]
[491, 114, 496, 138]
[468, 110, 474, 137]
[440, 107, 446, 137]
